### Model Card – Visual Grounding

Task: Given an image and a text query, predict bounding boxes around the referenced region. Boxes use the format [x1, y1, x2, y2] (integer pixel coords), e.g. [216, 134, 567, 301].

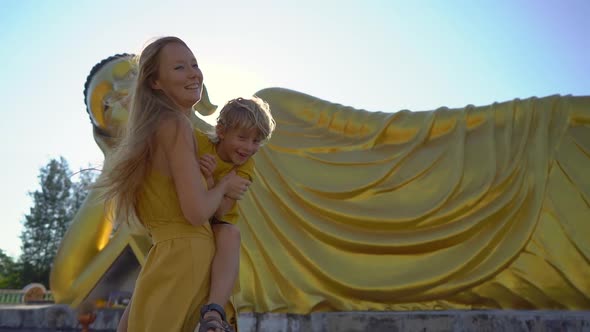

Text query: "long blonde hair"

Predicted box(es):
[96, 36, 191, 226]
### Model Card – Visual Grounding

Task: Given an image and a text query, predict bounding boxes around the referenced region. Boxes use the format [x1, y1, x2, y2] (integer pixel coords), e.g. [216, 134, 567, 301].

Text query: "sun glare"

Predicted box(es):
[198, 63, 270, 125]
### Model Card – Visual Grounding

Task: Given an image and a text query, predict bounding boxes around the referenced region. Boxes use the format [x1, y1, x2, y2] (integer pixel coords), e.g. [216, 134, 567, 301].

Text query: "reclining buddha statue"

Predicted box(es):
[50, 53, 590, 312]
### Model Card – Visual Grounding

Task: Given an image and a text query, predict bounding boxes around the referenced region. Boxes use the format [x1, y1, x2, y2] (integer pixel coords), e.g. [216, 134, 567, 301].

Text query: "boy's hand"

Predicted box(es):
[199, 153, 217, 186]
[199, 153, 217, 176]
[220, 171, 251, 200]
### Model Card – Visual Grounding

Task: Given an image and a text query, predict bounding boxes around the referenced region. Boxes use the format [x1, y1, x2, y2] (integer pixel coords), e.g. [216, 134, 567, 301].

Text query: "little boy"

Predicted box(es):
[196, 96, 275, 331]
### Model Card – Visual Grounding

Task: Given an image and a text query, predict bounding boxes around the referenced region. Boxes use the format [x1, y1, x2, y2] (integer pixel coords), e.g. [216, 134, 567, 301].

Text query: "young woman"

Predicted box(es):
[98, 36, 250, 332]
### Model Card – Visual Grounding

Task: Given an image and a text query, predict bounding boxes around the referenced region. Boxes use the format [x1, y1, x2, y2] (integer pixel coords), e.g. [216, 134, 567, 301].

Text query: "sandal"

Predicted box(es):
[198, 303, 235, 332]
[198, 316, 230, 332]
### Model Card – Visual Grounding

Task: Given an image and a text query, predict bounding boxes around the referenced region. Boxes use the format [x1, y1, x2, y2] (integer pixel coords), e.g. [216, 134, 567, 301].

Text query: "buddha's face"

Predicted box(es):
[85, 55, 137, 137]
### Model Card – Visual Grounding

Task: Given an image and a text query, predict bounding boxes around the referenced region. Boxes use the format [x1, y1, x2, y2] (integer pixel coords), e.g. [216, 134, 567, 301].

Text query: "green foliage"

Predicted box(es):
[0, 157, 97, 289]
[0, 249, 22, 289]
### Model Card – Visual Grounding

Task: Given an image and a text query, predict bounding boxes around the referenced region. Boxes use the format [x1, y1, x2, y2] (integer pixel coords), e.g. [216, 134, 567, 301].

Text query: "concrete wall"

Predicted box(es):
[0, 305, 589, 331]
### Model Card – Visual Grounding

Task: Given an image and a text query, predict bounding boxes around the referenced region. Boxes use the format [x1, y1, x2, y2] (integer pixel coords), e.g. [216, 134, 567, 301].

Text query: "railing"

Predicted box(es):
[0, 289, 54, 305]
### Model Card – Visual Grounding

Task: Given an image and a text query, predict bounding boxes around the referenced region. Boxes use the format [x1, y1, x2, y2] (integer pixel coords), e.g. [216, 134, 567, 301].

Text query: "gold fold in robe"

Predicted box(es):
[234, 89, 590, 312]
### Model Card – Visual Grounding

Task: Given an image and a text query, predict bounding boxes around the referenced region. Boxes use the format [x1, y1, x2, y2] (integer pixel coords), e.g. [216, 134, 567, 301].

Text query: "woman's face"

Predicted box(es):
[152, 42, 203, 111]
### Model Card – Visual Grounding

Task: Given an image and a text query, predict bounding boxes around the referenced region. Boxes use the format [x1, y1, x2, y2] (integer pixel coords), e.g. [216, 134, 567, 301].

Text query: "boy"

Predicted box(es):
[197, 96, 275, 331]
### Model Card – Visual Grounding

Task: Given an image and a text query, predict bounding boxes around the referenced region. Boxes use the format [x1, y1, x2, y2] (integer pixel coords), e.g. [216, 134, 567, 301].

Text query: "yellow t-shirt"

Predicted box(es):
[194, 129, 255, 224]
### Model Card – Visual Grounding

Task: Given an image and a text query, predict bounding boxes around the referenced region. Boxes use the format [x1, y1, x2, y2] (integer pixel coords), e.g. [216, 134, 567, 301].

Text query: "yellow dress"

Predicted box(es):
[127, 169, 237, 332]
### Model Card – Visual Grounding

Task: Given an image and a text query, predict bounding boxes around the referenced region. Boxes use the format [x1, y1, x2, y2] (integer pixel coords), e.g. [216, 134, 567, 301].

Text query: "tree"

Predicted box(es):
[19, 157, 81, 287]
[3, 157, 97, 288]
[0, 249, 21, 289]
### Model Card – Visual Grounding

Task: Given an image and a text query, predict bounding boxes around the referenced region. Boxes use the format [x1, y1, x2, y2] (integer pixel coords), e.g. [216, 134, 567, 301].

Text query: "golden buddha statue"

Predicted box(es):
[50, 54, 590, 312]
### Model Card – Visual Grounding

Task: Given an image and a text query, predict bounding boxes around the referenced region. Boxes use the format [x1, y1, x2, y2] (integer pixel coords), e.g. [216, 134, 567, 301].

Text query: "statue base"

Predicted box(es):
[0, 305, 589, 331]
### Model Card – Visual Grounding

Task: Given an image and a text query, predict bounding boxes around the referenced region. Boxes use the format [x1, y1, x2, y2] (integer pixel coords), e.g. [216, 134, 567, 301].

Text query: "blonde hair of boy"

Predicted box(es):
[209, 96, 276, 144]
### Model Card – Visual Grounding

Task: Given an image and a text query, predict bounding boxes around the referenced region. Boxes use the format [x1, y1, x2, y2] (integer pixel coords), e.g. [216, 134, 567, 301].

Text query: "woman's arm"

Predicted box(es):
[157, 116, 248, 226]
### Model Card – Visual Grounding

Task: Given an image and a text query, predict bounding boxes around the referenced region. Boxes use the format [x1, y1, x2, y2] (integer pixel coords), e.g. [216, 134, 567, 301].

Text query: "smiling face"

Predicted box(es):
[151, 42, 203, 112]
[216, 126, 262, 165]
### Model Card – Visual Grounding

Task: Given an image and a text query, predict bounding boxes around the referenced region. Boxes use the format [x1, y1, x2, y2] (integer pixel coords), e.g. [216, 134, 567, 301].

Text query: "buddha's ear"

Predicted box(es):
[193, 84, 217, 116]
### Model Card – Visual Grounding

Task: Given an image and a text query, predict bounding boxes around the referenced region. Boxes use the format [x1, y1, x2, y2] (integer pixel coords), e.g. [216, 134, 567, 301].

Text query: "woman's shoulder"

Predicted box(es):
[155, 113, 193, 146]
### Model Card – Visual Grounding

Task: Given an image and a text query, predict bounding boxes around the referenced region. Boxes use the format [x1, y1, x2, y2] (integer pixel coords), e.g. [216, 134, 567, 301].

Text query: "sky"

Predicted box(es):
[0, 0, 588, 258]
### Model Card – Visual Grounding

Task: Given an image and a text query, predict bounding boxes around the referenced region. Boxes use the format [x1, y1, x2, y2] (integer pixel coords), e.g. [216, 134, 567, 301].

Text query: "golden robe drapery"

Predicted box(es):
[234, 89, 590, 312]
[50, 55, 590, 312]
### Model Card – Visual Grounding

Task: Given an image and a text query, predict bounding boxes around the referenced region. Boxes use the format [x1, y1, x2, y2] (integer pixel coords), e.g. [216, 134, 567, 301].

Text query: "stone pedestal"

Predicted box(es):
[240, 311, 590, 332]
[0, 305, 588, 331]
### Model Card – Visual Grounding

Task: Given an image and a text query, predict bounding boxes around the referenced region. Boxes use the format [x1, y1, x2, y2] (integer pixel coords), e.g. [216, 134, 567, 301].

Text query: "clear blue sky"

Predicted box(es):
[0, 0, 588, 258]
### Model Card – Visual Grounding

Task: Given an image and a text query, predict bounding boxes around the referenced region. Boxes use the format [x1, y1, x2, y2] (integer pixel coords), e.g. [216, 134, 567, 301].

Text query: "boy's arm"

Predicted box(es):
[213, 160, 255, 222]
[215, 196, 237, 220]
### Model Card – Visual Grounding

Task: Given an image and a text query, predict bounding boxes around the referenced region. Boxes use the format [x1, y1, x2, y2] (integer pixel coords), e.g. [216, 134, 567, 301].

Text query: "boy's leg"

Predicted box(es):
[207, 223, 241, 307]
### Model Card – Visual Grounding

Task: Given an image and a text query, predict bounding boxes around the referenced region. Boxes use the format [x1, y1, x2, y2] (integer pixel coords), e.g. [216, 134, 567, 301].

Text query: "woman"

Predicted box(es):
[97, 36, 249, 332]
